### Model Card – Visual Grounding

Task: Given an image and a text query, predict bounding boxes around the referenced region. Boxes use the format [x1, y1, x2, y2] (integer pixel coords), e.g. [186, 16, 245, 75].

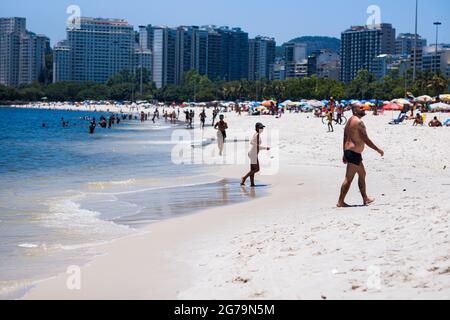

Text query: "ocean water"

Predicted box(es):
[0, 107, 261, 298]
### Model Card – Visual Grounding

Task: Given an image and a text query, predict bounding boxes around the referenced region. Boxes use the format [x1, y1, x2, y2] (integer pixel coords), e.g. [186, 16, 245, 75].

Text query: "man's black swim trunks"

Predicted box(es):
[344, 150, 363, 166]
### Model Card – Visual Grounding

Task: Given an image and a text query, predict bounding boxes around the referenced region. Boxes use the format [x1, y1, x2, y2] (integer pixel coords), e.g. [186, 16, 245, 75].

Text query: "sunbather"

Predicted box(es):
[389, 112, 407, 125]
[413, 113, 424, 126]
[429, 117, 443, 127]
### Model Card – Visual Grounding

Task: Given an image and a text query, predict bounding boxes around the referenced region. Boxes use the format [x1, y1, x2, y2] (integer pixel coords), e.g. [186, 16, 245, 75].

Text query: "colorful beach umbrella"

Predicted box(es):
[439, 94, 450, 102]
[415, 95, 433, 103]
[307, 100, 324, 108]
[392, 98, 411, 106]
[261, 100, 276, 107]
[383, 103, 403, 111]
[429, 102, 450, 111]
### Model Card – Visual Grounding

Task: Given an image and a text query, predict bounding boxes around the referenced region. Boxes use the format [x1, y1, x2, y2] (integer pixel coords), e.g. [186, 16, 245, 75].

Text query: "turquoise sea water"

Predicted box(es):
[0, 107, 259, 298]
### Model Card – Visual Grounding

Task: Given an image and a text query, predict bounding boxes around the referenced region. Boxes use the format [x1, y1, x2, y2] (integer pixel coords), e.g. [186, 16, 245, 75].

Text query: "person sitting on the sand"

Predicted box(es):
[413, 113, 424, 126]
[429, 117, 443, 128]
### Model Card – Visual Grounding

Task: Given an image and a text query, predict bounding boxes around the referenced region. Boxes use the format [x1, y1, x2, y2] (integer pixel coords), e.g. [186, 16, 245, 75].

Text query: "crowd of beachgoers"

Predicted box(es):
[8, 93, 450, 134]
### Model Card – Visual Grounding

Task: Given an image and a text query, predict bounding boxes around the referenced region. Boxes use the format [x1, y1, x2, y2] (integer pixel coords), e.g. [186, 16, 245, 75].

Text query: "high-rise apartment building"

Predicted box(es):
[138, 25, 156, 51]
[340, 23, 396, 82]
[53, 17, 135, 83]
[0, 17, 48, 87]
[307, 49, 340, 80]
[285, 43, 308, 78]
[217, 27, 249, 81]
[248, 36, 276, 81]
[395, 33, 427, 56]
[422, 45, 450, 77]
[152, 26, 177, 89]
[150, 25, 250, 88]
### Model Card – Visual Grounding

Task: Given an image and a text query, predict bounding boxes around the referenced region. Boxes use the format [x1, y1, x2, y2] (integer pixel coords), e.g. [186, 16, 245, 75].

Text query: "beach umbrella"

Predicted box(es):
[351, 100, 363, 107]
[307, 100, 324, 108]
[429, 102, 450, 111]
[301, 104, 314, 111]
[383, 103, 403, 111]
[284, 101, 299, 106]
[392, 98, 411, 106]
[415, 95, 433, 103]
[261, 100, 276, 107]
[439, 94, 450, 102]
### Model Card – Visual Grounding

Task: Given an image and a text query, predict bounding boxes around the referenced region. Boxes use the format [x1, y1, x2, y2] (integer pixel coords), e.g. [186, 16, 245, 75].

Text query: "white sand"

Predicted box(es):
[21, 110, 450, 300]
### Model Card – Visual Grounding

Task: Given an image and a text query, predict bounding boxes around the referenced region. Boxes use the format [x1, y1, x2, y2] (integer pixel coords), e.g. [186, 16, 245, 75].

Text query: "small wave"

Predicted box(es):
[39, 199, 133, 237]
[18, 243, 39, 249]
[88, 179, 137, 190]
[88, 177, 226, 196]
[0, 279, 35, 299]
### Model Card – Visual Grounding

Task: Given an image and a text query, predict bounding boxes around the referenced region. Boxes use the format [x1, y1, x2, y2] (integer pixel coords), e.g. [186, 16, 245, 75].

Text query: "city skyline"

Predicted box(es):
[1, 0, 449, 46]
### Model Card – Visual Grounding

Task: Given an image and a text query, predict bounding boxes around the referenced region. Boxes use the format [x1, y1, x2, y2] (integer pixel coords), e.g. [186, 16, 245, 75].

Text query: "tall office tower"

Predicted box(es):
[53, 40, 72, 82]
[216, 27, 249, 81]
[0, 17, 48, 87]
[152, 25, 250, 87]
[192, 28, 209, 77]
[205, 28, 222, 81]
[53, 17, 135, 83]
[138, 24, 156, 51]
[340, 23, 396, 82]
[248, 36, 276, 81]
[174, 26, 208, 84]
[152, 26, 177, 88]
[284, 42, 308, 78]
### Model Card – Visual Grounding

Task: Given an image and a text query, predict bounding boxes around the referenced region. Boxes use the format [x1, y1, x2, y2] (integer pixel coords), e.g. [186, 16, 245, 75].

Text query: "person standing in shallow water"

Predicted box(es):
[199, 109, 207, 129]
[214, 115, 228, 156]
[241, 123, 270, 187]
[89, 118, 96, 135]
[337, 104, 384, 208]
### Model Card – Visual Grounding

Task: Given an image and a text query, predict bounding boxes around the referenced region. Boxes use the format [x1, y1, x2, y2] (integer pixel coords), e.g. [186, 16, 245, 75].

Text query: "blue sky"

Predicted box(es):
[1, 0, 449, 46]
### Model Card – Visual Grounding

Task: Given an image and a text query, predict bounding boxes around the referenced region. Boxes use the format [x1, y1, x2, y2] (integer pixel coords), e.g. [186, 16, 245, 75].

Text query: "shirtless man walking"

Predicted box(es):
[337, 104, 384, 208]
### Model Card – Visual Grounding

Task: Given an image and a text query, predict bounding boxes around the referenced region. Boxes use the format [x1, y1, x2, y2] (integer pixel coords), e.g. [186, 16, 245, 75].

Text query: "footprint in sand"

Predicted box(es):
[233, 276, 251, 284]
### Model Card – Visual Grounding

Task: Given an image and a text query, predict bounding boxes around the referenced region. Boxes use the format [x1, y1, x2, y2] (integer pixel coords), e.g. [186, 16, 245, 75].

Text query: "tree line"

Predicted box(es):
[0, 68, 448, 104]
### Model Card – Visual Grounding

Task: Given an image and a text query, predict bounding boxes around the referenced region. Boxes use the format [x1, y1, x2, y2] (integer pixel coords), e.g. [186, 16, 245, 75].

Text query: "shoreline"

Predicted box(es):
[0, 106, 267, 299]
[20, 111, 450, 300]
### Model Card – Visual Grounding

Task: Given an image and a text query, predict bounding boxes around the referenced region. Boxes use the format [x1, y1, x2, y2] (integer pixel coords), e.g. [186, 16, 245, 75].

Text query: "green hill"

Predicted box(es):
[276, 36, 341, 58]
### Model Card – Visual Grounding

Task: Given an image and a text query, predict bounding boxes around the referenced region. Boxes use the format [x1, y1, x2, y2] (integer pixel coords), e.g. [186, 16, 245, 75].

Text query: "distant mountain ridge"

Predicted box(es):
[276, 36, 341, 58]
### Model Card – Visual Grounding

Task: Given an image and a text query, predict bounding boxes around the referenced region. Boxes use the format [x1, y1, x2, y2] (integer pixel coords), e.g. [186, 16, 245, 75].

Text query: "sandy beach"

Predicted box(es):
[20, 109, 450, 300]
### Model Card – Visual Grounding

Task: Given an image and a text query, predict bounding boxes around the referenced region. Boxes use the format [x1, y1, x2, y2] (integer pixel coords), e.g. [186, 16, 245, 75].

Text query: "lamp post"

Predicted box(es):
[140, 47, 143, 97]
[433, 22, 442, 74]
[412, 0, 418, 82]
